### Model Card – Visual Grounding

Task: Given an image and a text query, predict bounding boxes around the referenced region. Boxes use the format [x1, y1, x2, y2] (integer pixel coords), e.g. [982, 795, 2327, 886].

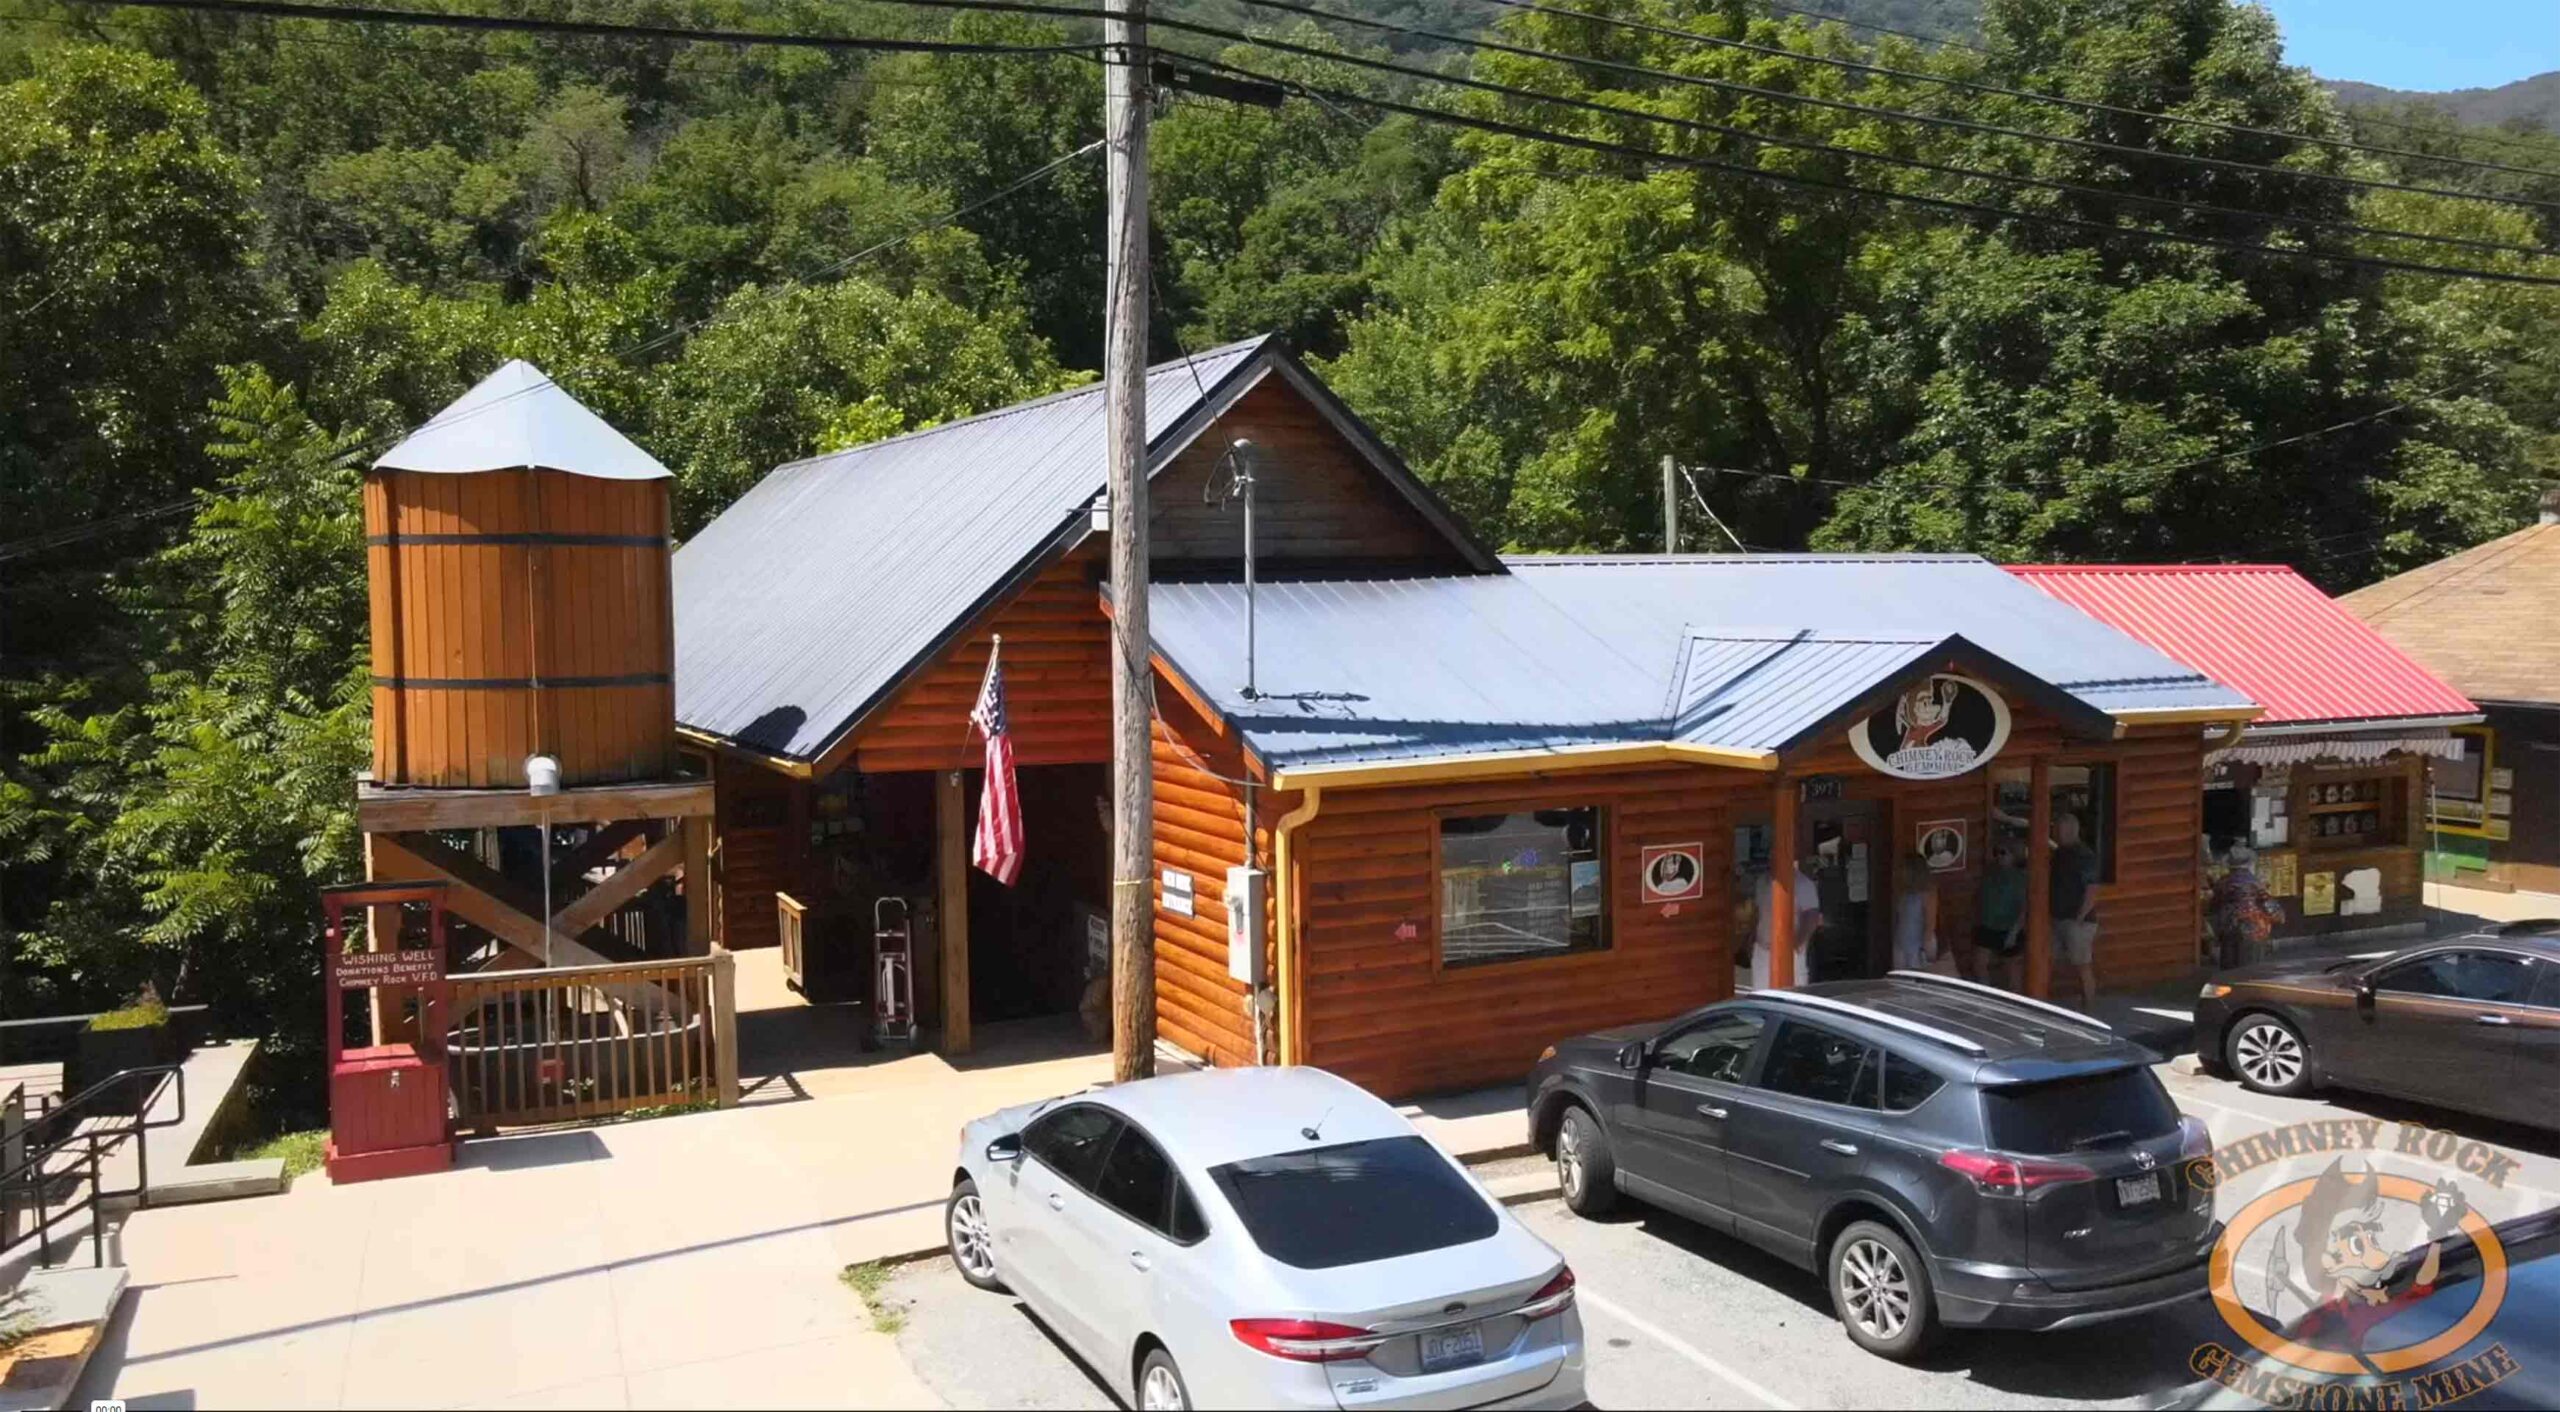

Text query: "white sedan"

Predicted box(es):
[947, 1066, 1586, 1411]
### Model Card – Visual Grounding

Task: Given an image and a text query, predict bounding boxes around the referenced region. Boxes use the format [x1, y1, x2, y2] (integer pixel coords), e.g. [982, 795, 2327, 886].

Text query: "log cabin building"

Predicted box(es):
[2343, 495, 2560, 896]
[2012, 565, 2479, 948]
[674, 338, 2260, 1097]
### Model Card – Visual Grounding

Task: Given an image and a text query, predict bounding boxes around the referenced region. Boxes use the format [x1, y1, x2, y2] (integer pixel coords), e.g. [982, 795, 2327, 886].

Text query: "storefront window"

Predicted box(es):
[1438, 808, 1607, 968]
[1990, 764, 2117, 884]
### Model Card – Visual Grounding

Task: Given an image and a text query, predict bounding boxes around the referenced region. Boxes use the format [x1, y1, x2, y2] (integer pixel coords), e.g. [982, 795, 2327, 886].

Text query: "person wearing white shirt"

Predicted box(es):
[1751, 860, 1821, 990]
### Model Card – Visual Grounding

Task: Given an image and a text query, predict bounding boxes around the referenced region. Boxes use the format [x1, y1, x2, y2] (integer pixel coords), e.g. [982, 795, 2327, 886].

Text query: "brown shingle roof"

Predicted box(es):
[2339, 522, 2560, 706]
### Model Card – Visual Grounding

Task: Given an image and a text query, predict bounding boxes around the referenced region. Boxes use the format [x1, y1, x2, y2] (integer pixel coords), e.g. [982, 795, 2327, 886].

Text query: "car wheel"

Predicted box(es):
[1828, 1220, 1938, 1361]
[1555, 1106, 1619, 1217]
[946, 1178, 1007, 1292]
[1136, 1347, 1191, 1411]
[2226, 1013, 2315, 1096]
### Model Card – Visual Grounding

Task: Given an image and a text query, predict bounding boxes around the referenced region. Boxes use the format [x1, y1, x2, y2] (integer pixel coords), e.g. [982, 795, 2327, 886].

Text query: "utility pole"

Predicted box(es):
[1104, 0, 1155, 1083]
[1661, 454, 1678, 554]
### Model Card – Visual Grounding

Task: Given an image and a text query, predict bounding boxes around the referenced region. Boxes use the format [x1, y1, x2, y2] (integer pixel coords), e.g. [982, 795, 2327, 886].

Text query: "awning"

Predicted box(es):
[2209, 729, 2462, 768]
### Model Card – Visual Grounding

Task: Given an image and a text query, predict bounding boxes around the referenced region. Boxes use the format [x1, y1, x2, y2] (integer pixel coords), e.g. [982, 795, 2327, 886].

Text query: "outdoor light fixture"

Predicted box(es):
[525, 754, 561, 796]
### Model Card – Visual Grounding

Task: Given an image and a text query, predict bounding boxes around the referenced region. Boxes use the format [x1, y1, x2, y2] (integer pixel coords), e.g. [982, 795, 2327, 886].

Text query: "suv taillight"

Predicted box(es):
[1516, 1266, 1575, 1321]
[2178, 1114, 2213, 1161]
[1230, 1318, 1385, 1363]
[1939, 1148, 2095, 1194]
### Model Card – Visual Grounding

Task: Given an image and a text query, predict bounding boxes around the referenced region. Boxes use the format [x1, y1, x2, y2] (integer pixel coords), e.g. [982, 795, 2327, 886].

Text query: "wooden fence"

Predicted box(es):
[445, 951, 738, 1130]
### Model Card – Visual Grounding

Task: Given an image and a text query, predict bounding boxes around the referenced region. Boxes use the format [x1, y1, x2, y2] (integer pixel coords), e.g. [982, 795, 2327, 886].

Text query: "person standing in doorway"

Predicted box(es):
[1751, 858, 1820, 990]
[1891, 855, 1939, 973]
[1975, 839, 2026, 987]
[2051, 812, 2101, 1010]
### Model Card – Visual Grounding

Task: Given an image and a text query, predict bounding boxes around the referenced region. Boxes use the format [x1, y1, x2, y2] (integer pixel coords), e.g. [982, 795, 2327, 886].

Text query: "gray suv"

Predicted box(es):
[1526, 973, 2218, 1359]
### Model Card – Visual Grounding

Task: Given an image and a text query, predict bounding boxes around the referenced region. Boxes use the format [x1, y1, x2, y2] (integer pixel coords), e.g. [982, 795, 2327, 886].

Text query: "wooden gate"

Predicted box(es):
[446, 952, 738, 1129]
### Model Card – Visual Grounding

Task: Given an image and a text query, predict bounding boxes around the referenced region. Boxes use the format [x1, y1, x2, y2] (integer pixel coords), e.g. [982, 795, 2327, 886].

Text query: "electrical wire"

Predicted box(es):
[53, 0, 1104, 55]
[0, 135, 1106, 565]
[1218, 0, 2560, 235]
[1467, 0, 2560, 190]
[346, 137, 1105, 467]
[1212, 0, 2559, 258]
[1183, 48, 2560, 289]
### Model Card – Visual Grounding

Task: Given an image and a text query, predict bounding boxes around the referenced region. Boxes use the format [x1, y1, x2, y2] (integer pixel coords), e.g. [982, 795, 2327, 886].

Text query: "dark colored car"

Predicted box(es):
[1527, 972, 2218, 1360]
[2166, 1205, 2560, 1410]
[2193, 931, 2560, 1127]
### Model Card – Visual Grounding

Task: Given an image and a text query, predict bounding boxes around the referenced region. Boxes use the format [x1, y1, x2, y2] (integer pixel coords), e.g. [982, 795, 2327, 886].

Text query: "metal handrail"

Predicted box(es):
[0, 1063, 187, 1269]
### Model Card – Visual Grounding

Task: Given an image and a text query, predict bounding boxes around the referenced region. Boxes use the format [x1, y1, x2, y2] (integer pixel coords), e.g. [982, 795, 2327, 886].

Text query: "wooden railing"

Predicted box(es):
[445, 951, 738, 1130]
[777, 892, 807, 990]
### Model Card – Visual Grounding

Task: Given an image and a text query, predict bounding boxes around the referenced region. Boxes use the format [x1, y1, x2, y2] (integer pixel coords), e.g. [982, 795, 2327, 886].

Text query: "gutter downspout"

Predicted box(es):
[1272, 786, 1323, 1067]
[2202, 720, 2249, 752]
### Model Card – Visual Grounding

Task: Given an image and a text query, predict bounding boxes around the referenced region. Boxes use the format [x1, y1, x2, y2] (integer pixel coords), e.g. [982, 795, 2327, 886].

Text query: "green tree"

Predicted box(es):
[10, 368, 367, 1035]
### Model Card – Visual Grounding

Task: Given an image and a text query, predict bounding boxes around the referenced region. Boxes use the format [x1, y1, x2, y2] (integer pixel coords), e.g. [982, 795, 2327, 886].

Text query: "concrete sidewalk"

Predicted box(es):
[73, 1046, 1115, 1411]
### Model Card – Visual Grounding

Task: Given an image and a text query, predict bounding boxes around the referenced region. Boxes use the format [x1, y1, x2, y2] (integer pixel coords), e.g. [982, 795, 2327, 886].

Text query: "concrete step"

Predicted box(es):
[0, 1264, 127, 1412]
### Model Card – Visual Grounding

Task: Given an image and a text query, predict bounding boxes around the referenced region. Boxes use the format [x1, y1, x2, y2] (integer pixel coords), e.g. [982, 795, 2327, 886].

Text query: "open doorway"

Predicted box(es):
[965, 763, 1111, 1025]
[1804, 798, 1884, 979]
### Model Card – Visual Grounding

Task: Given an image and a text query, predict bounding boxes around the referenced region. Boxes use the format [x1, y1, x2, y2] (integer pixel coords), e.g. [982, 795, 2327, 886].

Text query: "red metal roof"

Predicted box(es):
[2007, 564, 2477, 727]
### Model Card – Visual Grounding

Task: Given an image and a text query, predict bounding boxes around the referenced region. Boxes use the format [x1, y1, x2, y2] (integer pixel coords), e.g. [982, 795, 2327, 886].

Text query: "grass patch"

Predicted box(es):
[615, 1097, 716, 1123]
[245, 1128, 328, 1180]
[839, 1261, 906, 1335]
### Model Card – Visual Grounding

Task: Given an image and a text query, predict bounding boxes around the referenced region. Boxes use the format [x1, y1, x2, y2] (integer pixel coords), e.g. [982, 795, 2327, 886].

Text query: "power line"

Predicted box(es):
[0, 135, 1108, 565]
[0, 7, 977, 82]
[368, 136, 1106, 457]
[1213, 0, 2560, 259]
[53, 0, 1103, 55]
[1184, 45, 2560, 289]
[1469, 0, 2560, 191]
[1761, 0, 1981, 52]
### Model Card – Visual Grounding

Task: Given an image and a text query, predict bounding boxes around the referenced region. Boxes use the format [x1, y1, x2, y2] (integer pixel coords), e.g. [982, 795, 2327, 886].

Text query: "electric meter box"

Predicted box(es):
[1225, 865, 1267, 985]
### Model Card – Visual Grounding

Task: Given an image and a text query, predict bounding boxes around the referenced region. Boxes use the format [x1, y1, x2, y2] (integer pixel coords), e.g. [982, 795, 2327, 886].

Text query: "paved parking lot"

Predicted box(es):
[882, 1062, 2560, 1410]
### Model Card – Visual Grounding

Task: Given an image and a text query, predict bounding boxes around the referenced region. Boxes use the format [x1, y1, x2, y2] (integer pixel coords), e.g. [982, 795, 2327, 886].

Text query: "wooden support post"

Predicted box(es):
[682, 815, 713, 955]
[1769, 775, 1798, 989]
[1104, 0, 1156, 1084]
[938, 768, 972, 1056]
[2027, 754, 2054, 1001]
[710, 946, 740, 1108]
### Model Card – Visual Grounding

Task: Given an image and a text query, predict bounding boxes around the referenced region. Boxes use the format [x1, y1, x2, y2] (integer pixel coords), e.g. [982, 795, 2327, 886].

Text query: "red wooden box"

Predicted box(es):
[326, 1042, 452, 1182]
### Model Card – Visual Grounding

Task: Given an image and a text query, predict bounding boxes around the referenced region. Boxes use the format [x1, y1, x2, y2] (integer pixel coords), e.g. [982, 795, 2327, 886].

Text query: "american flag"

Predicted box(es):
[968, 639, 1023, 886]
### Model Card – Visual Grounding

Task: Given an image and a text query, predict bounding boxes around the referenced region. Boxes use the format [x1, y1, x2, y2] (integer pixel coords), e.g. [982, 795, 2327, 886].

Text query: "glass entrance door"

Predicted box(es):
[1801, 800, 1883, 980]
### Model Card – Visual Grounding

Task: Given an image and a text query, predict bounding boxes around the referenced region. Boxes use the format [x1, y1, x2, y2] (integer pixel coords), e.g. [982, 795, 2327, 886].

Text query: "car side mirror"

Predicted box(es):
[1615, 1042, 1647, 1071]
[2354, 978, 2377, 1010]
[986, 1133, 1023, 1164]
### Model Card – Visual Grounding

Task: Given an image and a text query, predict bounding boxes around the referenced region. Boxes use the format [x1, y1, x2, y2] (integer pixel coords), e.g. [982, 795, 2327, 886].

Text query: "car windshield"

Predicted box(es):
[1207, 1135, 1499, 1270]
[1981, 1067, 2179, 1154]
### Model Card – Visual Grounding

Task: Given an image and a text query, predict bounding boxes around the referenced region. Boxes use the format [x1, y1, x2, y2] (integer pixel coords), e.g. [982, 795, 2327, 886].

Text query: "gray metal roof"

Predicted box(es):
[376, 359, 672, 481]
[1148, 555, 2255, 772]
[674, 338, 1274, 760]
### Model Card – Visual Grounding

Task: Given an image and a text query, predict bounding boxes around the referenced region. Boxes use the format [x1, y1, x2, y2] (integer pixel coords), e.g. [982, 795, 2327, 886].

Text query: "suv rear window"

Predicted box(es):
[1207, 1136, 1498, 1270]
[1981, 1068, 2178, 1155]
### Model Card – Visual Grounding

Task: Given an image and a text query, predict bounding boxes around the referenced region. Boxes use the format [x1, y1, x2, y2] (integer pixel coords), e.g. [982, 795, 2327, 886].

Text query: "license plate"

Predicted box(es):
[2116, 1171, 2163, 1207]
[1418, 1323, 1486, 1374]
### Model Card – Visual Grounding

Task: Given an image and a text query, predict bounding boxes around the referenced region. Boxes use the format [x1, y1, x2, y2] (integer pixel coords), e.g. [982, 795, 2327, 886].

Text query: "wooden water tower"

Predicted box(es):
[354, 361, 714, 974]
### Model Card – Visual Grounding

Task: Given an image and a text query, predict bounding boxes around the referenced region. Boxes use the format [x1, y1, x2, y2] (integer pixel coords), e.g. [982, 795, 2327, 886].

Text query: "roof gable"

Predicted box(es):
[2339, 524, 2560, 706]
[2012, 563, 2476, 727]
[673, 337, 1497, 764]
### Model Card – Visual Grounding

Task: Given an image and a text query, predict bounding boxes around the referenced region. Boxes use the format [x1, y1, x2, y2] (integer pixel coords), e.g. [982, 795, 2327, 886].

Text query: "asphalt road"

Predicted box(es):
[884, 1065, 2560, 1410]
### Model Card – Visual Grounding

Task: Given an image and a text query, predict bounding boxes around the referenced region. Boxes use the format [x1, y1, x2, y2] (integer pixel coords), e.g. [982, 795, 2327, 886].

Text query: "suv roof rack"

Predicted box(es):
[1755, 990, 1987, 1056]
[1883, 971, 2114, 1032]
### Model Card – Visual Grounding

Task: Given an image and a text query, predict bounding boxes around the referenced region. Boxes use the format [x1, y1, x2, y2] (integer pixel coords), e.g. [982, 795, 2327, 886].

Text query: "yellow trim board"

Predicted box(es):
[1272, 786, 1323, 1066]
[2109, 705, 2266, 727]
[1268, 741, 1779, 791]
[676, 724, 814, 779]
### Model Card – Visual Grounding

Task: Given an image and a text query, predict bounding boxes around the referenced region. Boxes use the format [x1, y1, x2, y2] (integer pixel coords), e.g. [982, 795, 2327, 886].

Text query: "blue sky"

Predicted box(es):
[2256, 0, 2559, 91]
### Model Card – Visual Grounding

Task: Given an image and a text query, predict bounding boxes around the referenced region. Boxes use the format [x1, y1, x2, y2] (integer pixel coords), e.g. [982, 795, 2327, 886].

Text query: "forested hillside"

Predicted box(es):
[4, 0, 2558, 1094]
